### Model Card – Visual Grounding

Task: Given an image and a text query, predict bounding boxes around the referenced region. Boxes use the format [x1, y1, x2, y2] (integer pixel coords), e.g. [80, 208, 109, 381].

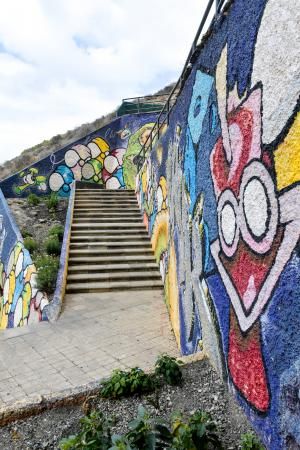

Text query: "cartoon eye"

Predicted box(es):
[217, 189, 239, 258]
[239, 161, 278, 254]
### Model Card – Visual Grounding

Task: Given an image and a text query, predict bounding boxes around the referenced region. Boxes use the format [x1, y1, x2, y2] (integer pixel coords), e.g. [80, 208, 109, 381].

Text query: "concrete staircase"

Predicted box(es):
[66, 188, 163, 293]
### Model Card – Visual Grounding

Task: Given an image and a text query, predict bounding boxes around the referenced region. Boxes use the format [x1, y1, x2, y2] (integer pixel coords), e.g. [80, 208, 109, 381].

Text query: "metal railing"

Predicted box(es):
[117, 94, 171, 117]
[135, 0, 227, 170]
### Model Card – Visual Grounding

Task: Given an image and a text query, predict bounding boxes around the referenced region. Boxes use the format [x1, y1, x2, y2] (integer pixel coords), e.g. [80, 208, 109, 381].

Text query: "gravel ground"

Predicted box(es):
[0, 359, 257, 450]
[7, 197, 68, 246]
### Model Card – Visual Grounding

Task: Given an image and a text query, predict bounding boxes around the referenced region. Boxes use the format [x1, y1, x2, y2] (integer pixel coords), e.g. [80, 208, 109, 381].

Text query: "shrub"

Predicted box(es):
[241, 432, 264, 450]
[45, 236, 61, 256]
[23, 237, 38, 253]
[59, 411, 113, 450]
[27, 193, 40, 206]
[35, 254, 59, 293]
[21, 228, 33, 238]
[48, 224, 64, 242]
[60, 407, 222, 450]
[100, 368, 156, 399]
[155, 354, 183, 386]
[45, 192, 59, 210]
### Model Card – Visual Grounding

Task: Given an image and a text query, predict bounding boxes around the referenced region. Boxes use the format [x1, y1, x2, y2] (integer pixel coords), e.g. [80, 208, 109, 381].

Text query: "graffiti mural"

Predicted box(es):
[136, 0, 300, 447]
[0, 114, 158, 198]
[0, 190, 48, 329]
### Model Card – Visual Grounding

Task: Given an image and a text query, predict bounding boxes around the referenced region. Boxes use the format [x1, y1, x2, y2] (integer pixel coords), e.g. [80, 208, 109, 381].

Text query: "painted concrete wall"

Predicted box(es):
[136, 0, 300, 447]
[0, 113, 158, 198]
[0, 189, 48, 329]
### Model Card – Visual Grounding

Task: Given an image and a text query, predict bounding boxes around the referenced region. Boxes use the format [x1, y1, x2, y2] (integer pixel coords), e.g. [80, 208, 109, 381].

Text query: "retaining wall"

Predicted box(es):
[0, 189, 48, 329]
[136, 0, 300, 447]
[0, 113, 158, 197]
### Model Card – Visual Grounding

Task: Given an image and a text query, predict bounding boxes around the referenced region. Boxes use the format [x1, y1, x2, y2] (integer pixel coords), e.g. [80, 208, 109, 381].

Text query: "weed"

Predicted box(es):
[241, 432, 264, 450]
[45, 236, 61, 256]
[23, 237, 38, 253]
[48, 224, 64, 241]
[45, 192, 59, 211]
[35, 254, 59, 293]
[21, 228, 33, 238]
[59, 410, 113, 450]
[27, 193, 40, 206]
[155, 354, 183, 386]
[171, 410, 222, 449]
[100, 368, 156, 399]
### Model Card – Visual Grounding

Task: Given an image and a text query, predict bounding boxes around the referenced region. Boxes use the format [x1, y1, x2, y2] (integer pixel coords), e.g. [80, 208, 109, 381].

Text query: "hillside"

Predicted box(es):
[0, 83, 174, 181]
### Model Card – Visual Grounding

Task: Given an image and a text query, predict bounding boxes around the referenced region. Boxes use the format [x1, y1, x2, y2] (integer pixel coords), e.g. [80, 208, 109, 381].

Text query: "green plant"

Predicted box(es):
[35, 254, 59, 293]
[240, 432, 264, 450]
[45, 236, 61, 256]
[155, 354, 183, 386]
[45, 192, 59, 210]
[100, 368, 156, 399]
[27, 193, 40, 206]
[59, 410, 113, 450]
[21, 228, 33, 238]
[49, 224, 64, 241]
[23, 236, 38, 253]
[171, 410, 222, 450]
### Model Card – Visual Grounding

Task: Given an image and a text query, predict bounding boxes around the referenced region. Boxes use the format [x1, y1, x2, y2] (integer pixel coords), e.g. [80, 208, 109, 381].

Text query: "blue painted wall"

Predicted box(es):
[136, 0, 300, 448]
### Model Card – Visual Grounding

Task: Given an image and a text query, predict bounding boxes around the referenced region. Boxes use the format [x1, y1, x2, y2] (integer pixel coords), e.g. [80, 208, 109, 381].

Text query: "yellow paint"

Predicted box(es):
[93, 137, 110, 152]
[275, 112, 300, 190]
[8, 271, 15, 304]
[165, 242, 180, 346]
[22, 282, 32, 320]
[24, 264, 36, 283]
[0, 306, 8, 329]
[151, 210, 169, 263]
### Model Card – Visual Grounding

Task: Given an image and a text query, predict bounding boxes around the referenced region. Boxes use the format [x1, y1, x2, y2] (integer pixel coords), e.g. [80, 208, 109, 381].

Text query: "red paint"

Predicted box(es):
[228, 311, 270, 412]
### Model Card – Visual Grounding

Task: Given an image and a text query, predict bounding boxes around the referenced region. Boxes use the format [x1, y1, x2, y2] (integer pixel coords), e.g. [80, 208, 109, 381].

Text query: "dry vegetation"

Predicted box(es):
[0, 84, 175, 181]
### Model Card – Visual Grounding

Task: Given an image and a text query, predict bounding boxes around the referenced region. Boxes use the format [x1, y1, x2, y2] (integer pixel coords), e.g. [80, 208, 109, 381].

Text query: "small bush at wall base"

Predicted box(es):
[49, 224, 64, 241]
[155, 354, 183, 386]
[240, 433, 264, 450]
[27, 193, 40, 206]
[21, 228, 33, 238]
[100, 368, 156, 399]
[23, 237, 38, 253]
[45, 192, 59, 210]
[45, 236, 61, 256]
[59, 410, 113, 450]
[59, 406, 222, 450]
[35, 254, 59, 293]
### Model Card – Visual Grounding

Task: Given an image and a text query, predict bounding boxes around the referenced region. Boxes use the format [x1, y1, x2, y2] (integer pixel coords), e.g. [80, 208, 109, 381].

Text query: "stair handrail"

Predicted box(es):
[134, 0, 227, 171]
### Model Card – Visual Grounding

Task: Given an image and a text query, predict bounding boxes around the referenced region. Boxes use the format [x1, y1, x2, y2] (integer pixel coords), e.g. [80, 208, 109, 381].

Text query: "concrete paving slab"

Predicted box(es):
[0, 290, 178, 410]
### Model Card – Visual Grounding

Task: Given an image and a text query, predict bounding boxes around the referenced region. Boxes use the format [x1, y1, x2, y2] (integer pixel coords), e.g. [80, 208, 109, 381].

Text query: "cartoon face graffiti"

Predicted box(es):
[13, 168, 47, 195]
[210, 82, 300, 411]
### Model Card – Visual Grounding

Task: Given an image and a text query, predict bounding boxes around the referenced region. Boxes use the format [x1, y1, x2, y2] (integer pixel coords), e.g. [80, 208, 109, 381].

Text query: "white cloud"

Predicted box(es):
[0, 0, 207, 165]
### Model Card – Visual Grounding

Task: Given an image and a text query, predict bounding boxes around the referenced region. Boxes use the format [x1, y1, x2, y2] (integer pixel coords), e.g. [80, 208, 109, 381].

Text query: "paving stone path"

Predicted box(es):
[0, 290, 178, 408]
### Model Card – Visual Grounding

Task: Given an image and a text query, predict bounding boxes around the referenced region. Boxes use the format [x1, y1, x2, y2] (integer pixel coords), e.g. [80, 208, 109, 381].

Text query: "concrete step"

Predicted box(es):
[73, 211, 141, 217]
[66, 279, 163, 293]
[68, 254, 156, 265]
[75, 193, 136, 198]
[69, 247, 153, 256]
[70, 241, 152, 249]
[71, 229, 148, 237]
[73, 207, 141, 214]
[68, 262, 158, 273]
[70, 234, 149, 242]
[67, 270, 161, 283]
[73, 217, 142, 224]
[71, 222, 146, 229]
[76, 189, 135, 193]
[75, 199, 137, 204]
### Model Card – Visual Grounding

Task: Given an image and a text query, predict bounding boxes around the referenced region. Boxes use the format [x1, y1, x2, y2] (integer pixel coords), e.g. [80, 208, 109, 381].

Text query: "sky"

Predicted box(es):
[0, 0, 208, 165]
